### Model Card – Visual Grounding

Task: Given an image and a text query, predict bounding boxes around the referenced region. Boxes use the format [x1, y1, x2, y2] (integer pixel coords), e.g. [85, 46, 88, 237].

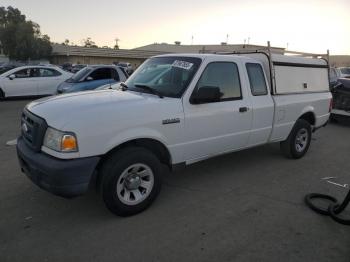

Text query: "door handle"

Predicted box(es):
[239, 107, 249, 113]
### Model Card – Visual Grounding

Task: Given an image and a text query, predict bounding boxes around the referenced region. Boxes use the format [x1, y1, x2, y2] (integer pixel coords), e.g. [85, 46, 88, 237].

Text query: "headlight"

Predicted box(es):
[43, 127, 78, 152]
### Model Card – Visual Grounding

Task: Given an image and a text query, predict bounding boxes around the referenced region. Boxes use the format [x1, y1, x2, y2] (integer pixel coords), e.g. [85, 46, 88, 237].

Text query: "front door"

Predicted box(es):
[4, 68, 38, 97]
[182, 60, 253, 162]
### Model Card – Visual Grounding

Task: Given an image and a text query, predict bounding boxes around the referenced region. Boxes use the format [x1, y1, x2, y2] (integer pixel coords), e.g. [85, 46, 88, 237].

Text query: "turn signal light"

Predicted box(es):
[61, 135, 78, 152]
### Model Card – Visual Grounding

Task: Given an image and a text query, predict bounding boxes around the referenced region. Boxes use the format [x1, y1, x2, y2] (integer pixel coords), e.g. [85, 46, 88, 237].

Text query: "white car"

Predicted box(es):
[0, 65, 72, 99]
[17, 53, 331, 216]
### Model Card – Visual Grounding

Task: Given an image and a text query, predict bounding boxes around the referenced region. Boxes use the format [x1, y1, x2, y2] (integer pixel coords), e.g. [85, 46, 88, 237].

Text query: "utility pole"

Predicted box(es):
[226, 34, 229, 44]
[114, 38, 120, 49]
[191, 35, 194, 45]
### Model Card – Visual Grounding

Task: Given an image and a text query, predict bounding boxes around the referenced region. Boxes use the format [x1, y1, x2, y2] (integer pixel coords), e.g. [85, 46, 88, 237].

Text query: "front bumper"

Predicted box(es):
[17, 136, 100, 198]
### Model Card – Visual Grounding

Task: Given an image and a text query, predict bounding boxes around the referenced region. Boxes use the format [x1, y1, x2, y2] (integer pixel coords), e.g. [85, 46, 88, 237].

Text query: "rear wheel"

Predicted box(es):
[280, 119, 312, 159]
[100, 147, 162, 216]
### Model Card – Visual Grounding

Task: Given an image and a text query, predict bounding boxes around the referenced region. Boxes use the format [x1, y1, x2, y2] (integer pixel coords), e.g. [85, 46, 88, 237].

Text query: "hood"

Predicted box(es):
[26, 90, 181, 130]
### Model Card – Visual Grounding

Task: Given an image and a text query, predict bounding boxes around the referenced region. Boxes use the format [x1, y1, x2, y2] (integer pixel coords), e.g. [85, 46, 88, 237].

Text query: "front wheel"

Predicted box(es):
[280, 119, 312, 159]
[100, 147, 162, 216]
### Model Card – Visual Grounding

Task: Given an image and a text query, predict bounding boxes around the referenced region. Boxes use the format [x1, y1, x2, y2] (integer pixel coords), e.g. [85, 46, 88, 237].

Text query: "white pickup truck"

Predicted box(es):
[17, 51, 332, 216]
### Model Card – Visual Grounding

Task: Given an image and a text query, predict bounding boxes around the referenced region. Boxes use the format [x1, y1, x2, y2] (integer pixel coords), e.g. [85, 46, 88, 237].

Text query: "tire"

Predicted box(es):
[100, 147, 162, 216]
[280, 119, 312, 159]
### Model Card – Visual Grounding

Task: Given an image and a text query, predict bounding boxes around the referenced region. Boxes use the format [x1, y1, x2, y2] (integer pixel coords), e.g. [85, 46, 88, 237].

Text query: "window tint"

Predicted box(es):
[111, 68, 120, 81]
[30, 68, 40, 77]
[89, 68, 112, 80]
[13, 68, 41, 78]
[14, 68, 30, 78]
[196, 62, 241, 101]
[246, 63, 268, 96]
[39, 68, 62, 77]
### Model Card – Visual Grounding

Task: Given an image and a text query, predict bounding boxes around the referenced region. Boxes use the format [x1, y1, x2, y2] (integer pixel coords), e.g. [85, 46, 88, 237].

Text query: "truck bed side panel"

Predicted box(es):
[270, 92, 331, 142]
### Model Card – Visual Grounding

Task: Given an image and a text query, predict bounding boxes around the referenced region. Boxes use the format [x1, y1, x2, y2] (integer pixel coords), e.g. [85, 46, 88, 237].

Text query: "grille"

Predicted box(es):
[21, 109, 48, 152]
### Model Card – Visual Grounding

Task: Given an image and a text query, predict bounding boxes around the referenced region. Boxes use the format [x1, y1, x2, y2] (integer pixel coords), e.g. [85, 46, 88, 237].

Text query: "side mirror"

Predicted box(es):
[8, 74, 16, 80]
[190, 86, 222, 104]
[86, 76, 93, 81]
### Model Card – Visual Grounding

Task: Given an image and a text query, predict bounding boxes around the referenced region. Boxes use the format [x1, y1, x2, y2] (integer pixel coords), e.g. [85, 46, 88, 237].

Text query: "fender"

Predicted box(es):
[105, 127, 169, 154]
[299, 105, 315, 118]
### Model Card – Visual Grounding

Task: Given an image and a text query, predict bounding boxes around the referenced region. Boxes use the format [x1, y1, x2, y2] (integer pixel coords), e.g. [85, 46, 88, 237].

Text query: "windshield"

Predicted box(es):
[67, 67, 92, 82]
[340, 68, 350, 74]
[125, 56, 202, 98]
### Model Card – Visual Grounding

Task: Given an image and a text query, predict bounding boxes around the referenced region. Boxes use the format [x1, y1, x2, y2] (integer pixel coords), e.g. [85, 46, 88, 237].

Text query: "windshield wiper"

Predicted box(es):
[120, 82, 128, 91]
[134, 84, 164, 98]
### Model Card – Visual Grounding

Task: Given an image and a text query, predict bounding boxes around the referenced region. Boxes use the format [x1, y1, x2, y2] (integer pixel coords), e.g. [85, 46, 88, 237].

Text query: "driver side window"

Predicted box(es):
[196, 62, 242, 102]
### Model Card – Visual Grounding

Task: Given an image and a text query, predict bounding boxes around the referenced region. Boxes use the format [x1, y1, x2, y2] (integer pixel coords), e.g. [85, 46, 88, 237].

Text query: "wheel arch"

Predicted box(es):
[298, 111, 316, 126]
[93, 138, 172, 191]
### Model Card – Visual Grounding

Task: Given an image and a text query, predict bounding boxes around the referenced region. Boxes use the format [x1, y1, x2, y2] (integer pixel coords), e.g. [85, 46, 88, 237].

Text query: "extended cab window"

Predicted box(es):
[196, 62, 241, 101]
[246, 63, 268, 96]
[89, 68, 112, 80]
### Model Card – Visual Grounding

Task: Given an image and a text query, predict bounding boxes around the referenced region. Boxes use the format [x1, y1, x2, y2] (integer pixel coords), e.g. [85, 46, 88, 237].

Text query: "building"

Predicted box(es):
[329, 55, 350, 67]
[50, 44, 168, 68]
[133, 42, 286, 54]
[4, 43, 349, 68]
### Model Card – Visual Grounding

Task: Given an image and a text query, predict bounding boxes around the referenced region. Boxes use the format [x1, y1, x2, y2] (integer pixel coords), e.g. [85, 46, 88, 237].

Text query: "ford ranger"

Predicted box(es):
[17, 52, 332, 216]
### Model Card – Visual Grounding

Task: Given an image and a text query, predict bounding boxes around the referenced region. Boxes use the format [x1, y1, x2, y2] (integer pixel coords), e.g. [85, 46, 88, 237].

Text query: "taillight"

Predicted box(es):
[329, 98, 333, 112]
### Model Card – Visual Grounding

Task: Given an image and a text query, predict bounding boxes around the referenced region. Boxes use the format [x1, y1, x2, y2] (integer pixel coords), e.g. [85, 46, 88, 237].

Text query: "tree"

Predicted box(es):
[0, 6, 52, 60]
[83, 37, 98, 48]
[62, 39, 69, 45]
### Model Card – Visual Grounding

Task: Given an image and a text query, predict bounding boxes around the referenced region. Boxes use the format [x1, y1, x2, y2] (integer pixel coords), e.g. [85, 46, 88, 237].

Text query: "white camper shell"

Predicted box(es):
[234, 52, 329, 95]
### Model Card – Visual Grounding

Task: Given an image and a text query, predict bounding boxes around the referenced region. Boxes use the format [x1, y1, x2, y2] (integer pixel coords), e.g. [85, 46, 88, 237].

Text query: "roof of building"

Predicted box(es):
[132, 43, 286, 54]
[51, 44, 170, 59]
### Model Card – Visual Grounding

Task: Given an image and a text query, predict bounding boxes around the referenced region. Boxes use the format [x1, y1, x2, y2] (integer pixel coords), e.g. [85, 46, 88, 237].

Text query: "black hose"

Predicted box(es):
[304, 189, 350, 226]
[304, 193, 339, 215]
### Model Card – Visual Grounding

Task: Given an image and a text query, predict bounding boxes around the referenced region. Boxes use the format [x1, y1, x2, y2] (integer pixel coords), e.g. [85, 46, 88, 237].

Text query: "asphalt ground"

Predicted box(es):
[1, 99, 350, 262]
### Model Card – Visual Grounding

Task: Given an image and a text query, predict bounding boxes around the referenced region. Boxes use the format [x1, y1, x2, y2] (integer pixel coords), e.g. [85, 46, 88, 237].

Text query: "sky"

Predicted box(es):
[1, 0, 350, 54]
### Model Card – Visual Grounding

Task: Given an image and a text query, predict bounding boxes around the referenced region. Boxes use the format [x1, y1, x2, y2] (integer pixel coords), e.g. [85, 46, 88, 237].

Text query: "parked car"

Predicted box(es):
[329, 67, 341, 88]
[71, 64, 87, 73]
[0, 64, 18, 75]
[95, 82, 122, 90]
[17, 53, 331, 216]
[56, 65, 127, 94]
[61, 62, 73, 72]
[338, 67, 350, 78]
[117, 62, 134, 75]
[0, 65, 72, 99]
[331, 78, 350, 118]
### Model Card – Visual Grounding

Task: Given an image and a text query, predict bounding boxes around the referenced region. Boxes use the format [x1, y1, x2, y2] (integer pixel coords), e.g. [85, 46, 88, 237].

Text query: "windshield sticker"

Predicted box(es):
[172, 60, 194, 70]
